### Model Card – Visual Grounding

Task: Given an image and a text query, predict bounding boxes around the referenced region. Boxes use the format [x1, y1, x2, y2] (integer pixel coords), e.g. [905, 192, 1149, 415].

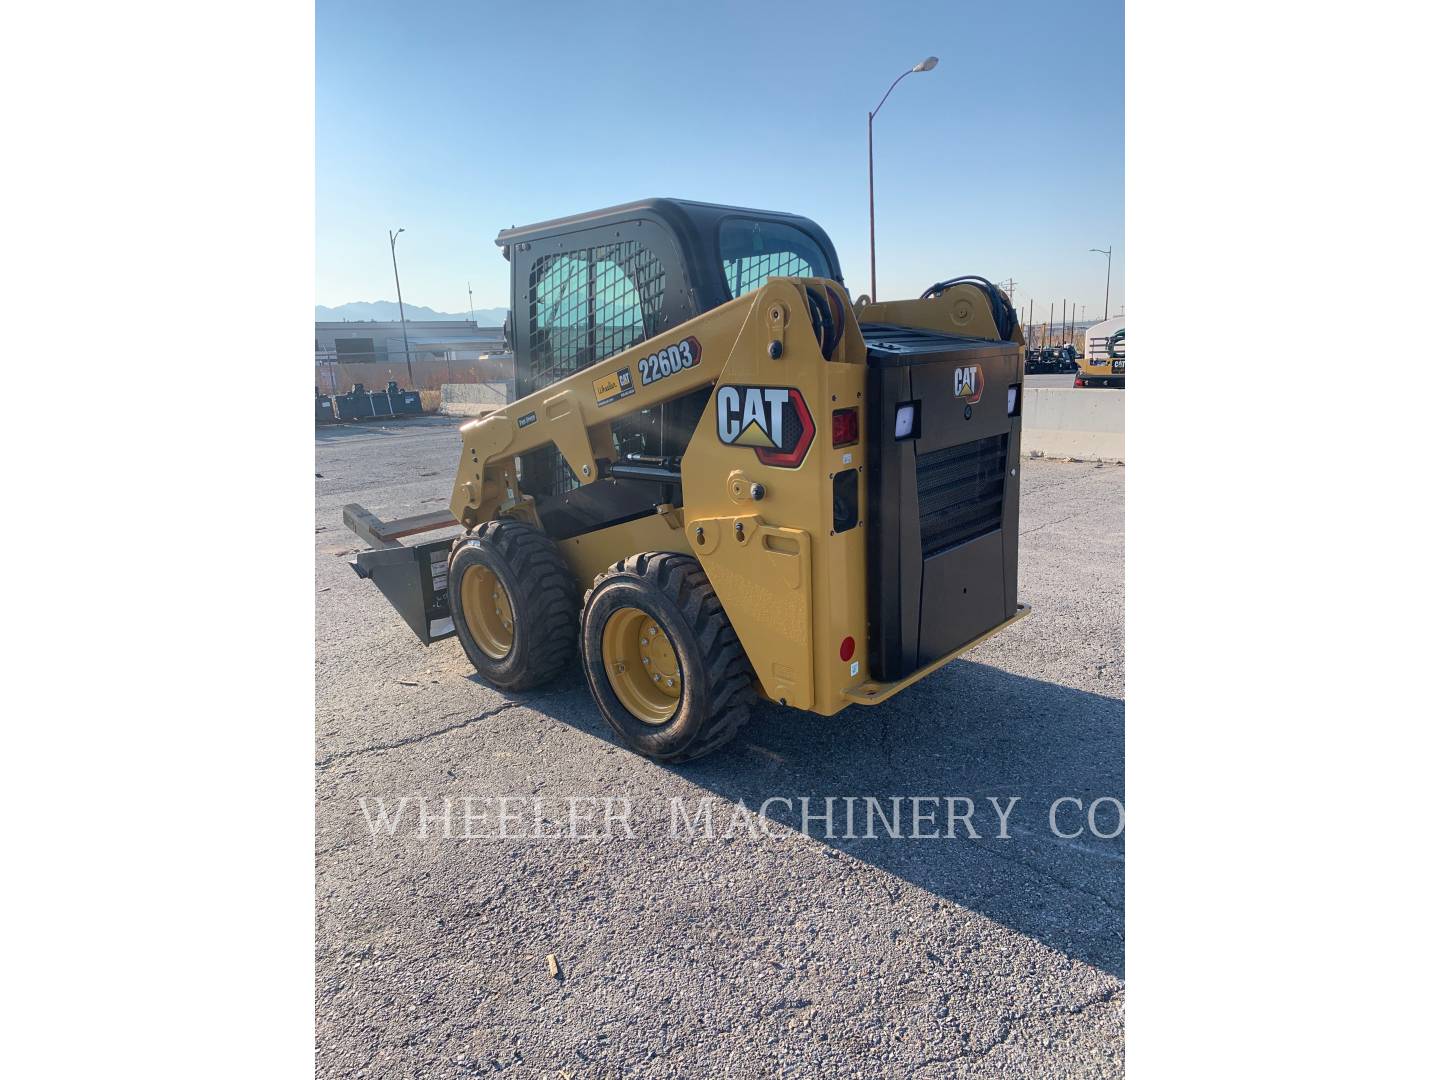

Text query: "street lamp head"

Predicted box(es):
[913, 56, 939, 72]
[1089, 248, 1106, 254]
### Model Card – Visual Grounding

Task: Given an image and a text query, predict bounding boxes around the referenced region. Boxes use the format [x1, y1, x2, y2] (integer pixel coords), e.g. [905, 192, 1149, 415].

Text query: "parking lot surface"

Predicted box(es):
[316, 417, 1125, 1078]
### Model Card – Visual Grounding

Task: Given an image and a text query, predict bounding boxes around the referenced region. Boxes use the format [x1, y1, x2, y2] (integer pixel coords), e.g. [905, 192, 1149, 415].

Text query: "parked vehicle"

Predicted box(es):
[1077, 317, 1125, 388]
[1026, 345, 1077, 375]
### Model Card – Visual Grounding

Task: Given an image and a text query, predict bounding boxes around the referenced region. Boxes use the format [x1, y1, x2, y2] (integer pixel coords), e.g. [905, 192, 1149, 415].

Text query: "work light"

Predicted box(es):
[895, 403, 917, 439]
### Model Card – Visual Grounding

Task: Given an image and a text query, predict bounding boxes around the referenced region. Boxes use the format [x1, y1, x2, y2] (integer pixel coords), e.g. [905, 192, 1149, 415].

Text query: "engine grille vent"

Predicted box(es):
[915, 434, 1008, 557]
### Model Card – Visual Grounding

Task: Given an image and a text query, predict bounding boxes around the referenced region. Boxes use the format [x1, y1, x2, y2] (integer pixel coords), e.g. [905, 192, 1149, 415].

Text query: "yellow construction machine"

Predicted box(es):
[347, 199, 1030, 761]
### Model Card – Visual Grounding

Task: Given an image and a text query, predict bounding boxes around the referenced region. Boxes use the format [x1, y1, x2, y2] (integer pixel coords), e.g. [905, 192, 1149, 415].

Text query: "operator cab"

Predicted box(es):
[495, 198, 843, 536]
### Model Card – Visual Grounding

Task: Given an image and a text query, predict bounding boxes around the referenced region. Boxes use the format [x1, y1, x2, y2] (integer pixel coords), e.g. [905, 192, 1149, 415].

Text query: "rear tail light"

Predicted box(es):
[1074, 376, 1084, 388]
[832, 407, 859, 447]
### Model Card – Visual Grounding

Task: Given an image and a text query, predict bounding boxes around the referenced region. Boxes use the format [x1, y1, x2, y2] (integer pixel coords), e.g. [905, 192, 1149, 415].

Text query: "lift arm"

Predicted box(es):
[449, 280, 863, 529]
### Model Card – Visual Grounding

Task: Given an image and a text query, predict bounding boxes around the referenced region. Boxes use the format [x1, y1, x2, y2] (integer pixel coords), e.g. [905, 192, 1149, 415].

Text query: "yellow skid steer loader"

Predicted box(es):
[346, 199, 1029, 762]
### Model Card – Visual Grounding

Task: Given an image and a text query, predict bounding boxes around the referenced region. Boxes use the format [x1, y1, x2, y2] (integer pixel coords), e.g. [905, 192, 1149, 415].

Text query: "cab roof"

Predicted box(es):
[495, 197, 829, 248]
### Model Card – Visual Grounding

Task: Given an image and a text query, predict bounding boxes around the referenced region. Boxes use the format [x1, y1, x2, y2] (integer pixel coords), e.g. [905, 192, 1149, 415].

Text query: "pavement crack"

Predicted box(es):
[315, 701, 524, 769]
[960, 986, 1123, 1062]
[965, 838, 1124, 914]
[1019, 503, 1110, 537]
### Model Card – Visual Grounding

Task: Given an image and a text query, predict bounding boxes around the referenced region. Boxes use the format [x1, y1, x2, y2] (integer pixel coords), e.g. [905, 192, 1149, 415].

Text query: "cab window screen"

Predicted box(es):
[720, 219, 832, 299]
[528, 241, 666, 392]
[523, 240, 666, 496]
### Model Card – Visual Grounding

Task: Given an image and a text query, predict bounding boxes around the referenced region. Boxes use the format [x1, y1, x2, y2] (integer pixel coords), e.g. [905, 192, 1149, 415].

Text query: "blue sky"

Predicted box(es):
[317, 0, 1123, 323]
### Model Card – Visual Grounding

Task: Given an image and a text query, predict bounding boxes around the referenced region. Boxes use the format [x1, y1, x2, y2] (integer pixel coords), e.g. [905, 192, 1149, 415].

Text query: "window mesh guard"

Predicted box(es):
[522, 242, 667, 495]
[723, 250, 816, 298]
[527, 242, 666, 393]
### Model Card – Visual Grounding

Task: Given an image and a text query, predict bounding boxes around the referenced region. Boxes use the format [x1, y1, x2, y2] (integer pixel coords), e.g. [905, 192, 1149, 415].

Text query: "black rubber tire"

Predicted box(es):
[581, 552, 756, 763]
[448, 519, 579, 691]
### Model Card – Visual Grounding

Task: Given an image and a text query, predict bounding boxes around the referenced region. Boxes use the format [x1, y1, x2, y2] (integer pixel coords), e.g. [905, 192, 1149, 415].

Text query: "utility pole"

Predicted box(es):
[389, 228, 414, 387]
[1062, 300, 1067, 344]
[468, 281, 475, 324]
[1028, 299, 1034, 343]
[1048, 302, 1054, 347]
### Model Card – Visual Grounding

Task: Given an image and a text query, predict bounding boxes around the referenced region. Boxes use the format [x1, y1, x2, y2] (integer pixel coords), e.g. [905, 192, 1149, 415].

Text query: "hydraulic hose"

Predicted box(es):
[920, 275, 1018, 340]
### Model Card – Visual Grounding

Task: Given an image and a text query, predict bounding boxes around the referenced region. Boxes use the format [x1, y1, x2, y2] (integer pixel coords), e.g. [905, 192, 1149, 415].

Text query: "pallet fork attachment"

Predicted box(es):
[343, 504, 460, 645]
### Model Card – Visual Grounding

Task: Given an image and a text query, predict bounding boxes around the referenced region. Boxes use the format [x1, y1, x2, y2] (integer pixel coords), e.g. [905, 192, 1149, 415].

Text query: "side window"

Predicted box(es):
[719, 219, 833, 299]
[527, 240, 666, 390]
[334, 337, 379, 362]
[522, 239, 667, 497]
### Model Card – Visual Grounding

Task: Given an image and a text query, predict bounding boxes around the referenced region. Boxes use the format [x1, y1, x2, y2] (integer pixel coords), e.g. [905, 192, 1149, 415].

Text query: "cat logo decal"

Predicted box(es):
[954, 365, 984, 404]
[715, 385, 815, 468]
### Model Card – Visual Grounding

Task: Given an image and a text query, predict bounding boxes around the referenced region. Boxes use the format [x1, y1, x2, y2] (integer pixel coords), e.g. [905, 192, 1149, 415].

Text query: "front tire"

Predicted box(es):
[581, 553, 756, 763]
[449, 519, 579, 690]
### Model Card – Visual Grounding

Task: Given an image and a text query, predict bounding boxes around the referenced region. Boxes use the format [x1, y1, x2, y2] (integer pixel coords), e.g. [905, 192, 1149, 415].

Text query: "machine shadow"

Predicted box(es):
[540, 658, 1125, 979]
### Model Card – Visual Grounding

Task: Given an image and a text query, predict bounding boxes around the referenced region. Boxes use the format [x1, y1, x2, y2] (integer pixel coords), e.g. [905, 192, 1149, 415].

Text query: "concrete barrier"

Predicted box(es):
[439, 382, 509, 417]
[1020, 387, 1125, 460]
[433, 382, 1123, 454]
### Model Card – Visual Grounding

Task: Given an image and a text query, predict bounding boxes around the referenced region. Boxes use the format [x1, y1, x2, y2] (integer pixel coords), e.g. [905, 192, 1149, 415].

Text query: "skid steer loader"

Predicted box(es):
[346, 198, 1029, 762]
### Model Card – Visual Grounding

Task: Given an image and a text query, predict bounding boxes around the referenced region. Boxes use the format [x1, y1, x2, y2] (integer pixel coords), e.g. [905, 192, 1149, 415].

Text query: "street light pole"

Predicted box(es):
[1090, 246, 1113, 320]
[868, 56, 938, 301]
[390, 228, 414, 387]
[867, 114, 876, 301]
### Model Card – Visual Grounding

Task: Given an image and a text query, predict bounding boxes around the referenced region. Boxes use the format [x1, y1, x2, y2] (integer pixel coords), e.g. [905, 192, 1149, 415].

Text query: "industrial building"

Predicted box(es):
[314, 320, 505, 364]
[315, 319, 513, 394]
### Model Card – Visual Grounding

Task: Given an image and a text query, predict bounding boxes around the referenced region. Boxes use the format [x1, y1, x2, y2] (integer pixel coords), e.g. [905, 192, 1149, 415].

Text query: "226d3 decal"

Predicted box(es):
[715, 385, 815, 468]
[637, 335, 701, 386]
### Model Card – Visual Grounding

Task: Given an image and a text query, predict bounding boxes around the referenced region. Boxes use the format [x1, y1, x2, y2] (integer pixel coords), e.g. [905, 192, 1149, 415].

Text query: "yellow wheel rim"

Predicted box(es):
[459, 563, 514, 660]
[601, 606, 681, 725]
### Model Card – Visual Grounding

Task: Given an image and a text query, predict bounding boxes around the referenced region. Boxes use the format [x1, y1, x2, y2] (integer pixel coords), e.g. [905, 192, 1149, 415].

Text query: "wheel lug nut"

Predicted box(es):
[653, 673, 660, 682]
[642, 657, 650, 665]
[665, 677, 674, 687]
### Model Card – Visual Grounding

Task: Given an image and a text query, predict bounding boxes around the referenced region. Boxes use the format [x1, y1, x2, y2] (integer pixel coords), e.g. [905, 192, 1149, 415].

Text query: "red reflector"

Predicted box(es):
[1074, 376, 1083, 388]
[840, 636, 856, 662]
[832, 407, 859, 447]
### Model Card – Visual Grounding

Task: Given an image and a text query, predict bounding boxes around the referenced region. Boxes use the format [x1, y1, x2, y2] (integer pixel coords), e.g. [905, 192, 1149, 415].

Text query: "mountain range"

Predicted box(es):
[317, 300, 508, 325]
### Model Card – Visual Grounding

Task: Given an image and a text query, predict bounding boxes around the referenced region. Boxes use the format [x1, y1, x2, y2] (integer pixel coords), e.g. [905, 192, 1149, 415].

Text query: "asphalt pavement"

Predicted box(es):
[316, 416, 1125, 1078]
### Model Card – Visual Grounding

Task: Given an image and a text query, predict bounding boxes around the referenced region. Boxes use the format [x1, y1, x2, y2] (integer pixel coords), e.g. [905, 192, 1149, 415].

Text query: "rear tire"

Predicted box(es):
[581, 552, 756, 763]
[449, 519, 579, 690]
